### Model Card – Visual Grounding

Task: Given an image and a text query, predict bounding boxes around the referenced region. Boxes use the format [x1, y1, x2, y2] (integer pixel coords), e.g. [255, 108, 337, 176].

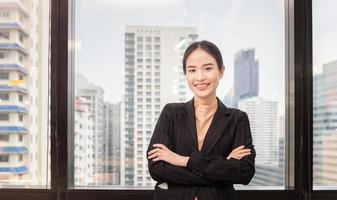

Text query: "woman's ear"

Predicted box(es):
[220, 65, 225, 79]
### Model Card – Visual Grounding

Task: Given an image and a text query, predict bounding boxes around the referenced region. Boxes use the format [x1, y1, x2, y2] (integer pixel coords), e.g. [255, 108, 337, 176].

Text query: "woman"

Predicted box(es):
[147, 40, 255, 200]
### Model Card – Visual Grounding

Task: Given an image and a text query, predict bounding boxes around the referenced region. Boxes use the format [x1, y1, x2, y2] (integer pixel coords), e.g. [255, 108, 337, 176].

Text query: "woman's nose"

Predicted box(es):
[196, 70, 206, 80]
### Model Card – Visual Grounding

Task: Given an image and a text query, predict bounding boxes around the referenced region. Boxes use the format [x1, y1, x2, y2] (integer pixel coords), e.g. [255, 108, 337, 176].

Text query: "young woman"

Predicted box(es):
[147, 40, 255, 200]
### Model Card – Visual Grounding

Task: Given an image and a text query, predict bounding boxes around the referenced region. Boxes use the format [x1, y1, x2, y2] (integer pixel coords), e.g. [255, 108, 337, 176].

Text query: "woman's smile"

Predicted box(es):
[195, 83, 210, 90]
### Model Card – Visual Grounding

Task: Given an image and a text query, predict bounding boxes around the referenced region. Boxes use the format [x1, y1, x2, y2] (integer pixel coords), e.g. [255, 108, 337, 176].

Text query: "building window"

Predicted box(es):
[0, 155, 9, 162]
[19, 53, 24, 62]
[0, 92, 9, 101]
[0, 10, 10, 18]
[19, 94, 24, 102]
[18, 135, 23, 142]
[19, 154, 23, 162]
[0, 72, 9, 80]
[0, 50, 9, 59]
[154, 37, 160, 43]
[0, 31, 10, 39]
[0, 134, 9, 142]
[19, 114, 24, 122]
[19, 34, 24, 43]
[0, 113, 9, 121]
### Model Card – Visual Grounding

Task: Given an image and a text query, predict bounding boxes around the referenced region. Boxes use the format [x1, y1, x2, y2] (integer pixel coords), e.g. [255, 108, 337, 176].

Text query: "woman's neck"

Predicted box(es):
[194, 96, 217, 106]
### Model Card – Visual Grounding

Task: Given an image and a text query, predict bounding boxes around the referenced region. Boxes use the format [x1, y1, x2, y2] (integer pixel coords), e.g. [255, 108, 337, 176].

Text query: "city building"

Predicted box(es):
[122, 25, 197, 186]
[0, 0, 49, 184]
[238, 97, 279, 165]
[234, 48, 259, 101]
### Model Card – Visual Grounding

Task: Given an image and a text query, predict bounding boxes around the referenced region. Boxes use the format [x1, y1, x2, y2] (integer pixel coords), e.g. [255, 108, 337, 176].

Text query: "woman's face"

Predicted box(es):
[185, 48, 224, 101]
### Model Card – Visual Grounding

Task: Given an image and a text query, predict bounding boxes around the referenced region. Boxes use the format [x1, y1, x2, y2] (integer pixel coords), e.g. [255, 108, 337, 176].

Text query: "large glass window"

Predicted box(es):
[313, 0, 337, 188]
[0, 0, 50, 188]
[72, 0, 286, 188]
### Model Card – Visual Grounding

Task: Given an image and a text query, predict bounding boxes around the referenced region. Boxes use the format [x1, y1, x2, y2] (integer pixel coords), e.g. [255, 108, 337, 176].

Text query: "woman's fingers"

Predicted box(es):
[230, 145, 245, 154]
[153, 143, 168, 150]
[228, 148, 250, 157]
[227, 148, 251, 160]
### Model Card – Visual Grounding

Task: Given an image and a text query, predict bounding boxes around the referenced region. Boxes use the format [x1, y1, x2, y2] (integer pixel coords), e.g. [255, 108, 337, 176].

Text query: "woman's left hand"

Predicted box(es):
[148, 144, 189, 167]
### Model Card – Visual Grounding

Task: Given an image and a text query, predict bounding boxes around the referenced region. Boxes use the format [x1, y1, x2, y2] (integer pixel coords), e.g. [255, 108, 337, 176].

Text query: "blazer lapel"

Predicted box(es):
[200, 98, 231, 154]
[181, 99, 198, 151]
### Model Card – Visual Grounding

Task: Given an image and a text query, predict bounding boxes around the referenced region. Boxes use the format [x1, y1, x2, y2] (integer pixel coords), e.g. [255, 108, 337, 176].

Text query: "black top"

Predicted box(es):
[147, 97, 256, 200]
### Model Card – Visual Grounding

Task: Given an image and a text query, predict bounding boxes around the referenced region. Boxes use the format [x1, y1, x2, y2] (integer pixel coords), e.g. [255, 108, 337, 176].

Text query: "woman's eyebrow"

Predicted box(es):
[187, 63, 214, 68]
[202, 63, 214, 67]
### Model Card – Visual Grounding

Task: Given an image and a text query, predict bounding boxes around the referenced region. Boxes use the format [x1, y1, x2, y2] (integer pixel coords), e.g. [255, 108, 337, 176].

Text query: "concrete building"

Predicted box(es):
[234, 48, 259, 101]
[313, 60, 337, 185]
[122, 25, 197, 186]
[74, 97, 94, 186]
[75, 73, 105, 185]
[0, 0, 49, 185]
[238, 97, 279, 165]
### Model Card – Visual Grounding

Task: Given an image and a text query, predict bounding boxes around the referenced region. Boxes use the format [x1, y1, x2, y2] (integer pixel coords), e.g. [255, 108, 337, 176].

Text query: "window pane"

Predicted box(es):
[313, 0, 337, 188]
[0, 0, 50, 188]
[72, 0, 285, 188]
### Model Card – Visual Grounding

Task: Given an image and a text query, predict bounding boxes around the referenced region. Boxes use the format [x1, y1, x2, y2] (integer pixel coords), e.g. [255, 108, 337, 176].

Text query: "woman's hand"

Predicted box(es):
[226, 145, 251, 160]
[148, 144, 189, 167]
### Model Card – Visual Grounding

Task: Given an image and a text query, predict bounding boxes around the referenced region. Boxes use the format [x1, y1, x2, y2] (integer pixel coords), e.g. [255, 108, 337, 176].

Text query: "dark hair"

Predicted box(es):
[182, 40, 224, 74]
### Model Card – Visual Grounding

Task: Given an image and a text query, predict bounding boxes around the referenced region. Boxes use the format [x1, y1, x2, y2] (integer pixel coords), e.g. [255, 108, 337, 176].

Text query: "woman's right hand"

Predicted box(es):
[226, 145, 251, 160]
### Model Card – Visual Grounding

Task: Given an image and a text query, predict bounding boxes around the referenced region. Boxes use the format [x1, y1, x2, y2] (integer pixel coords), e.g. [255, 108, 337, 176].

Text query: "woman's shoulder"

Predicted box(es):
[221, 102, 248, 120]
[162, 102, 185, 113]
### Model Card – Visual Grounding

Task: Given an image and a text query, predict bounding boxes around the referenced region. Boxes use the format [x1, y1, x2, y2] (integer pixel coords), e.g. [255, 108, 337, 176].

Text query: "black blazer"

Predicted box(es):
[147, 97, 256, 200]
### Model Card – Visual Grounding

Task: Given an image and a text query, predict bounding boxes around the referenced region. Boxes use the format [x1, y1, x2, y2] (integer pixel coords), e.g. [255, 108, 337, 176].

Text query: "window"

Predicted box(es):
[313, 0, 337, 188]
[0, 31, 9, 39]
[19, 94, 23, 102]
[0, 92, 9, 100]
[18, 135, 23, 142]
[72, 0, 288, 192]
[0, 155, 9, 162]
[0, 1, 50, 189]
[18, 53, 24, 62]
[0, 50, 9, 59]
[0, 9, 10, 18]
[0, 113, 9, 121]
[19, 114, 24, 122]
[0, 72, 9, 80]
[0, 134, 9, 142]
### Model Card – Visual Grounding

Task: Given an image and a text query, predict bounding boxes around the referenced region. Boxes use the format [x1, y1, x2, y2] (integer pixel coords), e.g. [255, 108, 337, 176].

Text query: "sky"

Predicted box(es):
[74, 0, 289, 114]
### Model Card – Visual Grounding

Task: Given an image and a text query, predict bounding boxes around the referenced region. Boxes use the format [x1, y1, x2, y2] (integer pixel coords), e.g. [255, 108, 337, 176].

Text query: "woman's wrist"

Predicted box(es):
[179, 156, 190, 167]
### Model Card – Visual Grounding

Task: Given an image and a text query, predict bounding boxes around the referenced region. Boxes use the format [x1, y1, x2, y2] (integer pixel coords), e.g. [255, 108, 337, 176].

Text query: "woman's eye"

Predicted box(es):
[205, 67, 213, 71]
[188, 69, 196, 73]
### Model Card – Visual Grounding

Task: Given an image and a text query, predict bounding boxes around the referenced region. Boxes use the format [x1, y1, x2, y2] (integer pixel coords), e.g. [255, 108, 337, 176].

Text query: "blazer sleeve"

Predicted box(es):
[147, 104, 214, 186]
[186, 111, 256, 185]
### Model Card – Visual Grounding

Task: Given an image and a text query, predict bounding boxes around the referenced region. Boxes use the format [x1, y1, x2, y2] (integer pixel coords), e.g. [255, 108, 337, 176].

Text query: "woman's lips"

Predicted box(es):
[194, 83, 209, 90]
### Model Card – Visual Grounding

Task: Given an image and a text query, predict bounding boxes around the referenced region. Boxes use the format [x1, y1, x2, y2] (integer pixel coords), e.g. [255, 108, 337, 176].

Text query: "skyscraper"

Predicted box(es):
[102, 101, 121, 185]
[122, 25, 197, 186]
[238, 97, 278, 165]
[313, 60, 337, 185]
[0, 0, 49, 184]
[76, 74, 105, 185]
[234, 48, 259, 100]
[74, 97, 94, 186]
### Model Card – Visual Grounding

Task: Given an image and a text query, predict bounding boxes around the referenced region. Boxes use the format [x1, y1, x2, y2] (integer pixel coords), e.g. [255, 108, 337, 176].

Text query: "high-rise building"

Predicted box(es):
[122, 25, 197, 186]
[238, 97, 278, 165]
[223, 89, 237, 108]
[250, 137, 284, 186]
[74, 97, 94, 186]
[75, 74, 105, 185]
[102, 101, 121, 185]
[0, 0, 49, 184]
[313, 60, 337, 185]
[234, 48, 259, 100]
